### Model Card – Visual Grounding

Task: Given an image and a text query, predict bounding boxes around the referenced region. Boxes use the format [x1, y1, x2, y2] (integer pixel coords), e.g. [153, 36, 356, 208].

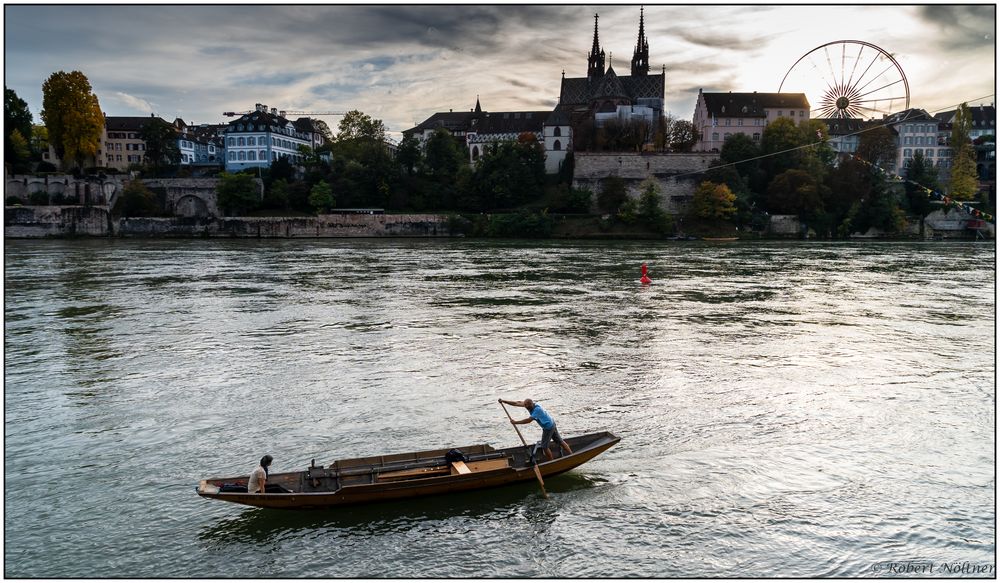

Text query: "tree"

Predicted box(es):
[424, 128, 464, 179]
[336, 110, 386, 144]
[5, 87, 33, 164]
[766, 169, 827, 220]
[903, 151, 938, 216]
[41, 71, 104, 170]
[30, 124, 49, 158]
[597, 176, 628, 214]
[395, 134, 422, 176]
[115, 180, 158, 217]
[691, 181, 737, 220]
[948, 103, 978, 200]
[468, 139, 545, 211]
[760, 116, 805, 179]
[216, 172, 259, 215]
[140, 117, 180, 175]
[7, 130, 32, 174]
[669, 120, 699, 152]
[855, 124, 897, 167]
[308, 180, 335, 212]
[262, 179, 290, 210]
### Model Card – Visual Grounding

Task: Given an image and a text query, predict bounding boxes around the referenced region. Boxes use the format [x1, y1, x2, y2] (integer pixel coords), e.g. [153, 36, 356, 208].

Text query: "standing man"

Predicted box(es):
[499, 398, 573, 461]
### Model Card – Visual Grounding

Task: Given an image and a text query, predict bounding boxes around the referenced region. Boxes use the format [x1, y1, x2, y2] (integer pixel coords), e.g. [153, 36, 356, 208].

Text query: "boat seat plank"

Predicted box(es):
[376, 465, 450, 482]
[450, 461, 471, 475]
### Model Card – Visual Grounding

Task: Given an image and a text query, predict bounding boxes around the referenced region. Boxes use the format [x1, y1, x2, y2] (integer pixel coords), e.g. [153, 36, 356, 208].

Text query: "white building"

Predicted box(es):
[224, 103, 326, 172]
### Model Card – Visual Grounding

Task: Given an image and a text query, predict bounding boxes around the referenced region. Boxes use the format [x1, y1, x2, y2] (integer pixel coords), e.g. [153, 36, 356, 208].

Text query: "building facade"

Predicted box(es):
[692, 90, 810, 152]
[224, 104, 327, 172]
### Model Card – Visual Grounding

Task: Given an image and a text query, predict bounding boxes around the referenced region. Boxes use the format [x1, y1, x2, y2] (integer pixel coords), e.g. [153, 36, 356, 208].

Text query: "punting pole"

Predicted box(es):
[499, 400, 548, 499]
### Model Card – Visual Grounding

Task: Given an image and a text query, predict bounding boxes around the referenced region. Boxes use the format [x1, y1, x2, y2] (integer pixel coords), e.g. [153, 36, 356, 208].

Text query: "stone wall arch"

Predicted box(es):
[174, 194, 210, 218]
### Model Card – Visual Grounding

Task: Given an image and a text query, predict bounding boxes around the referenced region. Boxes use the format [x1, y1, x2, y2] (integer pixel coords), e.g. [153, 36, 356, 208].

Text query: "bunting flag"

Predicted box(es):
[851, 155, 995, 224]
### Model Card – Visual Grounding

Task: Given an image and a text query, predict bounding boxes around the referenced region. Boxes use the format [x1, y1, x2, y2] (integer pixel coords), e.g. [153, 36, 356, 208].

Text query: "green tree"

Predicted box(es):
[948, 103, 978, 200]
[5, 87, 33, 164]
[669, 119, 700, 152]
[7, 129, 32, 174]
[308, 180, 335, 212]
[766, 169, 827, 221]
[41, 70, 104, 170]
[760, 116, 805, 180]
[30, 125, 49, 158]
[216, 172, 259, 215]
[692, 181, 737, 220]
[395, 134, 422, 176]
[336, 110, 386, 143]
[140, 118, 180, 175]
[468, 137, 544, 211]
[903, 151, 938, 216]
[597, 176, 628, 214]
[115, 180, 158, 217]
[855, 124, 897, 167]
[262, 178, 290, 210]
[424, 128, 464, 179]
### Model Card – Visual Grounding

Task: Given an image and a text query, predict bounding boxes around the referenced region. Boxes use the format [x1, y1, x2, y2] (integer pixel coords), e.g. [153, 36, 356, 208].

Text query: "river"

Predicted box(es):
[3, 239, 995, 577]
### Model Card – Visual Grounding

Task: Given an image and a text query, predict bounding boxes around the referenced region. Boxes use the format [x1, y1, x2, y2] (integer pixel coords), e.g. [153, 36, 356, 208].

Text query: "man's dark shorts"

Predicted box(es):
[540, 424, 564, 449]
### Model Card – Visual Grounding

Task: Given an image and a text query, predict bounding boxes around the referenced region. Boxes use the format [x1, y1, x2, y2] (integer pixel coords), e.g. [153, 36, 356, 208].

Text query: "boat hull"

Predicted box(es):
[197, 431, 619, 509]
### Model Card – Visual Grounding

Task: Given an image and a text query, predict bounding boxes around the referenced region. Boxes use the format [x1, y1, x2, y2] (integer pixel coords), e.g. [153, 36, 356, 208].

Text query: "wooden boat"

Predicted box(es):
[196, 431, 619, 509]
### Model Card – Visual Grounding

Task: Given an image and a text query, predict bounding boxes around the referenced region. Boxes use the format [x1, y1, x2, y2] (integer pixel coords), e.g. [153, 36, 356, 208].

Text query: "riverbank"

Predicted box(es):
[4, 205, 992, 240]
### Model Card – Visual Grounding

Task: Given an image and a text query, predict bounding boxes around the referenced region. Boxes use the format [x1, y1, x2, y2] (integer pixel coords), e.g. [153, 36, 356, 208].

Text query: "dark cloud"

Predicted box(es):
[919, 5, 995, 51]
[674, 29, 778, 52]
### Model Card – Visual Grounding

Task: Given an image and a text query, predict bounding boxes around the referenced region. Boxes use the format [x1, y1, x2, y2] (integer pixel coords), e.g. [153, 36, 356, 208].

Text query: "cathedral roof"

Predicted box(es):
[559, 72, 665, 106]
[471, 111, 548, 135]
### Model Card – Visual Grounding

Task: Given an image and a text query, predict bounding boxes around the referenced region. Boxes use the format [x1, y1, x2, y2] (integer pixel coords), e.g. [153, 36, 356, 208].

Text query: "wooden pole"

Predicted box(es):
[499, 400, 548, 498]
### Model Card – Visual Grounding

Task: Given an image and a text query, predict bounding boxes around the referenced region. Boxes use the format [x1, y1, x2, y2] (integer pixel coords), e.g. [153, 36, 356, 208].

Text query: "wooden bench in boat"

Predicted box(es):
[376, 457, 511, 482]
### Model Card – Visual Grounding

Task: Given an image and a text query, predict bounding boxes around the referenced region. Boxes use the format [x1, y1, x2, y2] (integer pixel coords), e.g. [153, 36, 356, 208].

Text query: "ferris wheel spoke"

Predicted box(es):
[845, 43, 864, 90]
[848, 50, 883, 96]
[852, 96, 907, 105]
[855, 78, 905, 100]
[824, 46, 840, 89]
[853, 62, 899, 94]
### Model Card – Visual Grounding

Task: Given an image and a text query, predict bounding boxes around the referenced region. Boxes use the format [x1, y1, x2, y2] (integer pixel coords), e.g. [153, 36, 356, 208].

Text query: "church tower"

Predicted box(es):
[587, 13, 606, 80]
[631, 7, 650, 76]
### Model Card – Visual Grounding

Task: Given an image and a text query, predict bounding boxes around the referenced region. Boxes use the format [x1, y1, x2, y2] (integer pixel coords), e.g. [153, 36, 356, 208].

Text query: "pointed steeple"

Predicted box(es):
[474, 95, 482, 113]
[631, 6, 650, 76]
[587, 13, 606, 80]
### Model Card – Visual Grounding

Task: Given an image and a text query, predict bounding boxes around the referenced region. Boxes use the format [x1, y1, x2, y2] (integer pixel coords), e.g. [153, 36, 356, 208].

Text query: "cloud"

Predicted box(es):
[918, 5, 995, 51]
[112, 91, 154, 114]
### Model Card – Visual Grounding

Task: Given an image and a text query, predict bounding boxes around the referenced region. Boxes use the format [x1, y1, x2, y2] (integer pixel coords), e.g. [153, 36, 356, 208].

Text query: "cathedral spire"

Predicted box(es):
[474, 95, 482, 113]
[587, 12, 606, 79]
[631, 6, 650, 76]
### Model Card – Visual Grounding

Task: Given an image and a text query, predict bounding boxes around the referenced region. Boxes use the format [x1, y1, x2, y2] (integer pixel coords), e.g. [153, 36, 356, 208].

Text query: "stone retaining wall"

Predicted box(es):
[572, 152, 716, 213]
[5, 206, 453, 238]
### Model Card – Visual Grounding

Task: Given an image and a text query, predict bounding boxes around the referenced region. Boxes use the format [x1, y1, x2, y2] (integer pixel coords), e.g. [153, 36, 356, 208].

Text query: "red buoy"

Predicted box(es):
[640, 263, 652, 285]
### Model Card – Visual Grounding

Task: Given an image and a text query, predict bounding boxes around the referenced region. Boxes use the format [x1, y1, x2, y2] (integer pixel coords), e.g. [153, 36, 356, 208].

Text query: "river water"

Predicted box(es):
[3, 239, 995, 578]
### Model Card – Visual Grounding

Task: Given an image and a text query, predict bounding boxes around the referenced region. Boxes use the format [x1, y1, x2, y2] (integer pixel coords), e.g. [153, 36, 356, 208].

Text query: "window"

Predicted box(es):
[904, 148, 912, 157]
[237, 137, 245, 146]
[712, 132, 719, 141]
[115, 143, 122, 151]
[272, 152, 277, 161]
[116, 155, 122, 162]
[752, 133, 761, 142]
[228, 138, 235, 147]
[553, 127, 561, 137]
[553, 140, 561, 151]
[229, 152, 236, 161]
[271, 137, 277, 146]
[724, 118, 731, 126]
[238, 151, 246, 161]
[472, 146, 480, 160]
[737, 118, 743, 126]
[248, 151, 256, 161]
[777, 110, 783, 117]
[259, 150, 266, 160]
[926, 149, 934, 158]
[799, 110, 804, 117]
[248, 136, 256, 146]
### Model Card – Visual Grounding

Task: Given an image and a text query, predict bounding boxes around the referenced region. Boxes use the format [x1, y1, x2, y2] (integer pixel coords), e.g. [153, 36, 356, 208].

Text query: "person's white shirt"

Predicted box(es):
[248, 465, 266, 493]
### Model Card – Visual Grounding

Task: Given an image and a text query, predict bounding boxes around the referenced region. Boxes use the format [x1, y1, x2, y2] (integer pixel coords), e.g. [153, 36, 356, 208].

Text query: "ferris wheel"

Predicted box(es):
[778, 40, 910, 119]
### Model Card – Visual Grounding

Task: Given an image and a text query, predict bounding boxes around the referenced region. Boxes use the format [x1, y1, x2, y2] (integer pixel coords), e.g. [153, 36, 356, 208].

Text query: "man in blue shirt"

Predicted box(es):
[499, 398, 573, 461]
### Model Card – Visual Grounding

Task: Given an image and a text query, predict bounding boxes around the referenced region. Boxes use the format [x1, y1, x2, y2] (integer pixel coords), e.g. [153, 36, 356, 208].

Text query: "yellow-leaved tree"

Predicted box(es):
[692, 181, 737, 220]
[41, 71, 104, 170]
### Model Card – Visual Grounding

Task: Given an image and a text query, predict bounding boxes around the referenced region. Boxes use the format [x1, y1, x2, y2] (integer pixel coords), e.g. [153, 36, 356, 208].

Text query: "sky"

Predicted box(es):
[3, 3, 996, 141]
